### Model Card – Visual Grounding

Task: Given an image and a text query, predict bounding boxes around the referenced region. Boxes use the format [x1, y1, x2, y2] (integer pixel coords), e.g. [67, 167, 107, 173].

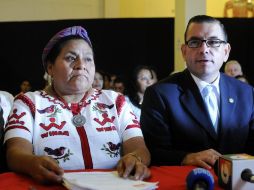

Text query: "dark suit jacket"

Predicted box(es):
[141, 69, 254, 166]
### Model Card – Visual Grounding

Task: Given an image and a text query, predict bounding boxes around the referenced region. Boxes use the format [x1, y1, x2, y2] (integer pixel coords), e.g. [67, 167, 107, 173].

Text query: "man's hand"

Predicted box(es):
[117, 153, 150, 180]
[181, 149, 221, 170]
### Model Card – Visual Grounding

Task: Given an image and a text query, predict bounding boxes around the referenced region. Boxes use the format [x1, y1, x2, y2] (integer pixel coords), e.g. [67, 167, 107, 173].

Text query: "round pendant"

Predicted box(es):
[72, 114, 86, 127]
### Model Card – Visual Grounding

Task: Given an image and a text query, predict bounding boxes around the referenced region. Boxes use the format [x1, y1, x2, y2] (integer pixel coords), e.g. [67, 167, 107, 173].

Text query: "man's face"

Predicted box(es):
[181, 22, 231, 82]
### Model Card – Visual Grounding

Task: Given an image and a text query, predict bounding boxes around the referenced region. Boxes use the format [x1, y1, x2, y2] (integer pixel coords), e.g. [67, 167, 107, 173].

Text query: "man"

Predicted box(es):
[141, 15, 254, 170]
[224, 60, 243, 77]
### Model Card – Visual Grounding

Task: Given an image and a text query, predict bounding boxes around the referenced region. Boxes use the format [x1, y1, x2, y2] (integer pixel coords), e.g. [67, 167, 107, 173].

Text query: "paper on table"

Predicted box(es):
[63, 171, 158, 190]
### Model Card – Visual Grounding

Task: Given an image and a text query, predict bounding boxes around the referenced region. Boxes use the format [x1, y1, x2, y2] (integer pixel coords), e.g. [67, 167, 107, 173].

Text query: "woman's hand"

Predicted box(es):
[6, 137, 64, 184]
[27, 155, 64, 184]
[117, 153, 150, 180]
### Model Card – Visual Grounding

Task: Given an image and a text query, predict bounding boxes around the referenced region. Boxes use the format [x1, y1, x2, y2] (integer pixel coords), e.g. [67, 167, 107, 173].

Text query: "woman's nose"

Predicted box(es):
[74, 58, 86, 69]
[146, 79, 152, 85]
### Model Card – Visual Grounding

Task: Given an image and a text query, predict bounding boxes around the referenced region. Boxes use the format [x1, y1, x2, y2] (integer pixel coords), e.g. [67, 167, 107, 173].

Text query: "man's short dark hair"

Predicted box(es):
[184, 15, 228, 43]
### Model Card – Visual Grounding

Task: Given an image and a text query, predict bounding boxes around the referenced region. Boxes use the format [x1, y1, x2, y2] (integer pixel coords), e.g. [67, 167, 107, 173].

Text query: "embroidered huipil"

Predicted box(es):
[4, 89, 142, 170]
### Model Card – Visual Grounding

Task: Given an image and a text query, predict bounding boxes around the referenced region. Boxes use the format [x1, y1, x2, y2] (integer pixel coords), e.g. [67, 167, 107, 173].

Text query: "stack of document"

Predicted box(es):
[63, 171, 158, 190]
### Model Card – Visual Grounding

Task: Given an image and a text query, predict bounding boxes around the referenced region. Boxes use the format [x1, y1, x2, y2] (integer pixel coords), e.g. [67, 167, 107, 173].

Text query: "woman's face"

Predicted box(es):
[47, 39, 95, 95]
[225, 63, 242, 77]
[136, 69, 156, 94]
[92, 72, 104, 90]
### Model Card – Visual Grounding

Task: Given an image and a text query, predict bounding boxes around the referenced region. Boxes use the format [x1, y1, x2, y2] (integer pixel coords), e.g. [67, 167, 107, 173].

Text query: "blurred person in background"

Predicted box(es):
[16, 80, 32, 97]
[224, 60, 243, 77]
[125, 65, 158, 121]
[113, 76, 126, 95]
[92, 70, 104, 90]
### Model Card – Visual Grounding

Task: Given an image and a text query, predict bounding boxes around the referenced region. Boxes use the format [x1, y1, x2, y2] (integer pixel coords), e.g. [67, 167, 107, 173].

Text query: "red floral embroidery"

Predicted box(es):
[125, 111, 140, 130]
[125, 124, 140, 130]
[115, 94, 125, 116]
[5, 125, 30, 133]
[5, 108, 29, 132]
[94, 113, 115, 126]
[16, 94, 35, 117]
[96, 126, 116, 132]
[39, 117, 66, 131]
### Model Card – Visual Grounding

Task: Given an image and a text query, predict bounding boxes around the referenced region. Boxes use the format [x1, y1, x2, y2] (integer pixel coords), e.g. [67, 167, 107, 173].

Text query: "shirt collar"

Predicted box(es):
[190, 73, 220, 94]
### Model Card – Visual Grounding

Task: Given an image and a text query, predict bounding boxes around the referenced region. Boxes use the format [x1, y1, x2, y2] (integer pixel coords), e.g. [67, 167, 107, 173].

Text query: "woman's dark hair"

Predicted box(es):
[45, 36, 94, 69]
[235, 74, 249, 83]
[126, 65, 156, 108]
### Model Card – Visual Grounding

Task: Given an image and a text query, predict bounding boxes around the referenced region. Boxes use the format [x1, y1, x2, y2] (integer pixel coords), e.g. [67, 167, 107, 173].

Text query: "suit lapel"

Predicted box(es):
[180, 70, 217, 140]
[219, 75, 236, 133]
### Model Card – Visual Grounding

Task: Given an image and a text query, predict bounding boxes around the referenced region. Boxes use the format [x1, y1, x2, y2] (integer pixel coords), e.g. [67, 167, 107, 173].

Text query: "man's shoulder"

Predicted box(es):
[146, 71, 189, 96]
[153, 70, 189, 89]
[220, 73, 253, 92]
[158, 70, 185, 83]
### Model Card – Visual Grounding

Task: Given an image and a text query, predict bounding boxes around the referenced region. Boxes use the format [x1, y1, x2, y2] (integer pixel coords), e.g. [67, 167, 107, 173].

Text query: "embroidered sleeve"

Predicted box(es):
[4, 93, 35, 143]
[116, 94, 143, 142]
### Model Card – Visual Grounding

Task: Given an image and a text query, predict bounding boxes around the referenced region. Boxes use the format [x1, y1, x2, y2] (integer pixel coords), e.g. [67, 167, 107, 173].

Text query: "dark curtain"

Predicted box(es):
[0, 18, 174, 95]
[219, 18, 254, 85]
[1, 18, 253, 95]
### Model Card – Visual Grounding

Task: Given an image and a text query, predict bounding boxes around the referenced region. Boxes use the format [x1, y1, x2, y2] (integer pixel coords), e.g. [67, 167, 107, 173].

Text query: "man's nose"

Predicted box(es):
[199, 41, 209, 53]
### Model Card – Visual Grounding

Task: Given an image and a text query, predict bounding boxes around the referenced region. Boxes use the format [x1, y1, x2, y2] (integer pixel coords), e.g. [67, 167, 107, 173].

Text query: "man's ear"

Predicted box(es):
[223, 43, 231, 62]
[181, 44, 187, 62]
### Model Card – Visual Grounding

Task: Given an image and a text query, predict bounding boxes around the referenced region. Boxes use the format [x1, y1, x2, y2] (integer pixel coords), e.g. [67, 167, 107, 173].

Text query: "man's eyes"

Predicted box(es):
[208, 40, 220, 45]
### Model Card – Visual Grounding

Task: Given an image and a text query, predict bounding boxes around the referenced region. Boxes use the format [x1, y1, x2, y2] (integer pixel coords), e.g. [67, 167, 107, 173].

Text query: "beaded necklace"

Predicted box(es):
[51, 85, 90, 127]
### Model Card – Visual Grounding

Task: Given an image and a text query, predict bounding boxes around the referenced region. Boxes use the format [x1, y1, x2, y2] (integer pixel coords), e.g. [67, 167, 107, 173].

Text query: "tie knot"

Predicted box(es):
[202, 85, 213, 98]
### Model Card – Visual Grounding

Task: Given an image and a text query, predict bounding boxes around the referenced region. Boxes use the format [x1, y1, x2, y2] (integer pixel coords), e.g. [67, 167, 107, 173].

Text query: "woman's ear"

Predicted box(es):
[46, 62, 53, 77]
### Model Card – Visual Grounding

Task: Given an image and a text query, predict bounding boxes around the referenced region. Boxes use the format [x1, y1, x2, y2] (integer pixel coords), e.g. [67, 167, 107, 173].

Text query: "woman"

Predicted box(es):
[4, 26, 150, 184]
[125, 65, 158, 120]
[16, 80, 32, 97]
[92, 70, 104, 90]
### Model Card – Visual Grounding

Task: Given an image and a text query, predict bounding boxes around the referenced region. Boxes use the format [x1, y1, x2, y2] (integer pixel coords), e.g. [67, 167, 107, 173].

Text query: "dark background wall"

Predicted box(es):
[0, 18, 253, 95]
[219, 18, 254, 86]
[0, 18, 174, 95]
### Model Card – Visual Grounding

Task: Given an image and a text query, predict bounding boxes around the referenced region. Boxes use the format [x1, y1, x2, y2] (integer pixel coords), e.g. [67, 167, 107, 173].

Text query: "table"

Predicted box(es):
[0, 166, 223, 190]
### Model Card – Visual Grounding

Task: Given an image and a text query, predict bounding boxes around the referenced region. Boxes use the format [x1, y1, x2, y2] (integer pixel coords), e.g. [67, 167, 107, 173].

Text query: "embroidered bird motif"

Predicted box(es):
[107, 142, 121, 151]
[37, 105, 55, 114]
[44, 146, 66, 157]
[96, 103, 114, 110]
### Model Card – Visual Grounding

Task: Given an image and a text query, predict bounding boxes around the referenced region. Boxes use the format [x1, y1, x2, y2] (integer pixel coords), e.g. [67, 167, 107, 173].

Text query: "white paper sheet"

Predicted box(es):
[63, 171, 158, 190]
